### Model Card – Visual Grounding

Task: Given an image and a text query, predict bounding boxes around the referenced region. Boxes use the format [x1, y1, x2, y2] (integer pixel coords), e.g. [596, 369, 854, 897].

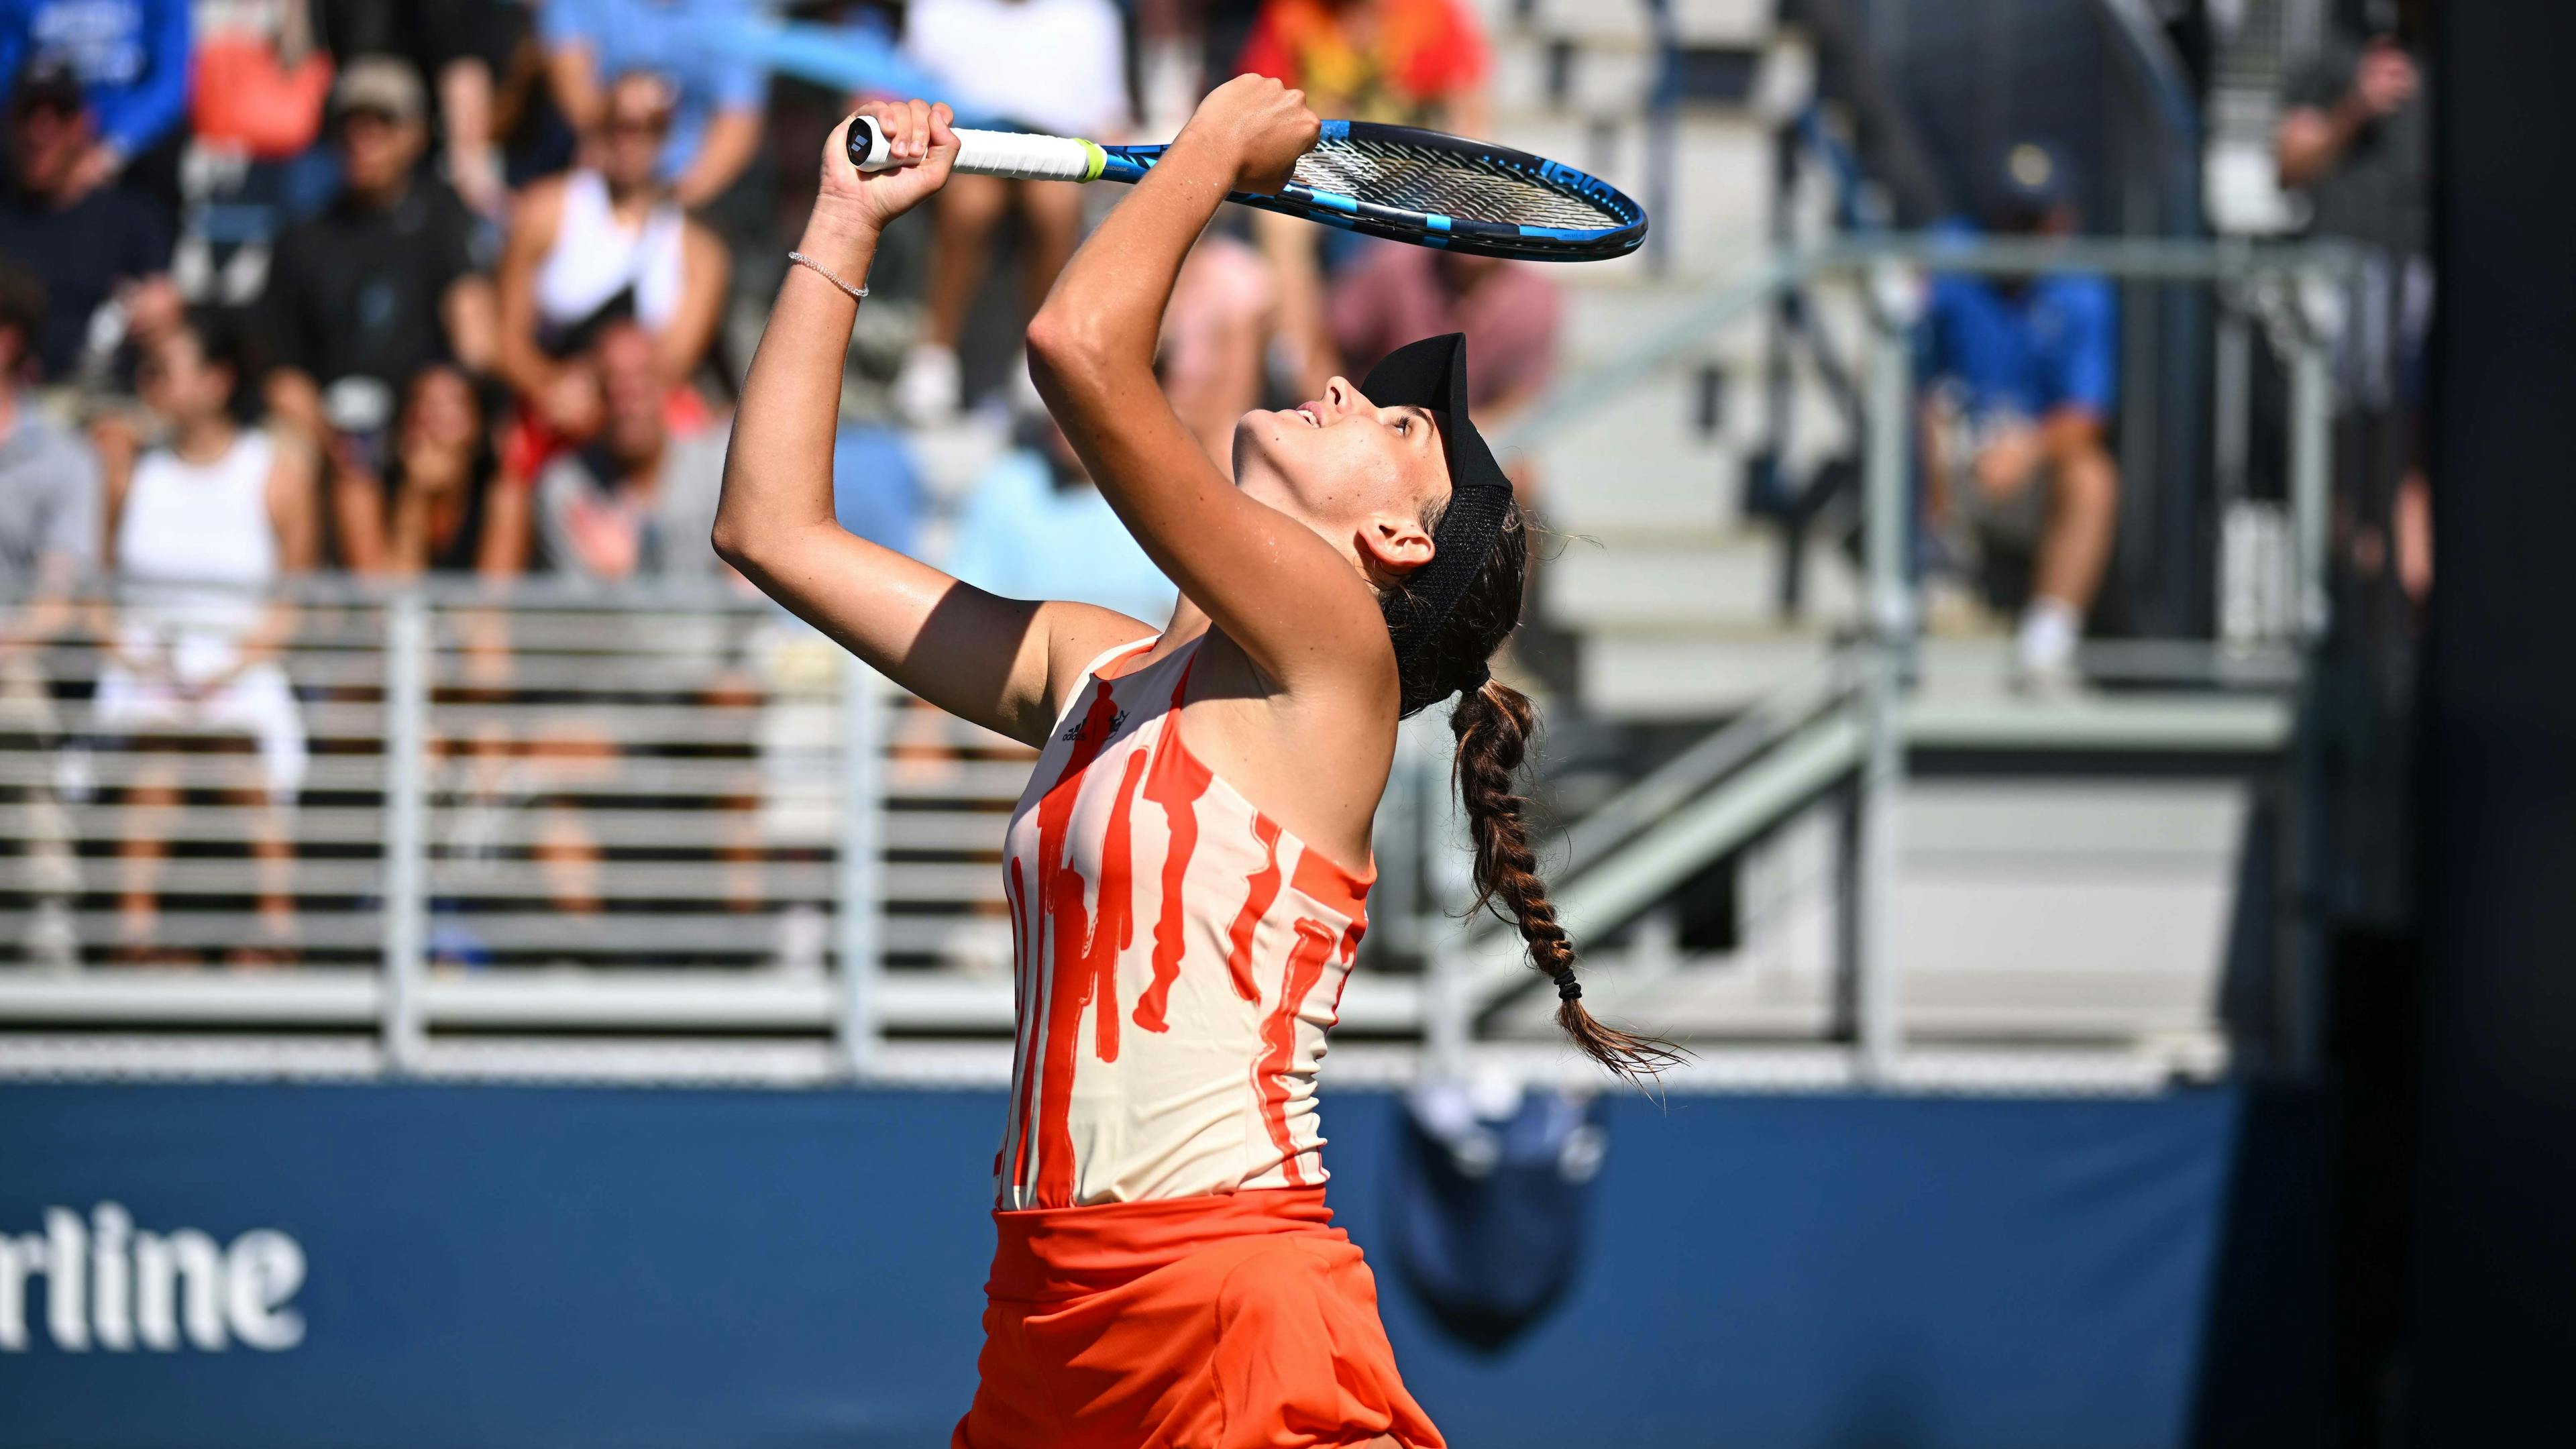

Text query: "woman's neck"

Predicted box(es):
[172, 415, 237, 464]
[1158, 597, 1216, 651]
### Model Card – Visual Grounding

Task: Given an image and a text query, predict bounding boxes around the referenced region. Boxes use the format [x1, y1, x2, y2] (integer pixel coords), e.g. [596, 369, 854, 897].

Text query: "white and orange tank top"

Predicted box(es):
[992, 633, 1374, 1211]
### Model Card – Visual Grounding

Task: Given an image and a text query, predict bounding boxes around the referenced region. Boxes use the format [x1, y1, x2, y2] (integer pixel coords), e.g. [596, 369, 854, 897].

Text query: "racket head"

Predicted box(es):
[1264, 121, 1647, 262]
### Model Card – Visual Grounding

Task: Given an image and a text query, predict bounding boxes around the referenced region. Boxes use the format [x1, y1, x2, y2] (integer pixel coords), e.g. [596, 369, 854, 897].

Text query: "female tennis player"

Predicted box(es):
[715, 76, 1668, 1449]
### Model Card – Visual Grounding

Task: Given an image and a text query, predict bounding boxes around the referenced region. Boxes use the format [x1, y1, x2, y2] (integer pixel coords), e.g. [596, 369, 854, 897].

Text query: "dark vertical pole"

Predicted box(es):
[2408, 2, 2576, 1440]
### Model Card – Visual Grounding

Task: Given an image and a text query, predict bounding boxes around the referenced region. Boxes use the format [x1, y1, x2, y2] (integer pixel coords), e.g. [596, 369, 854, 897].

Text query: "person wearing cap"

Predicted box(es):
[260, 56, 496, 573]
[1921, 139, 2121, 691]
[714, 81, 1670, 1449]
[0, 0, 190, 207]
[0, 57, 175, 385]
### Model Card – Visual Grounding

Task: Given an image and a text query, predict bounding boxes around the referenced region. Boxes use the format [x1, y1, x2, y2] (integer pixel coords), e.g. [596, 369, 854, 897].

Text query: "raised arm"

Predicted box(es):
[1023, 77, 1391, 698]
[712, 101, 1144, 746]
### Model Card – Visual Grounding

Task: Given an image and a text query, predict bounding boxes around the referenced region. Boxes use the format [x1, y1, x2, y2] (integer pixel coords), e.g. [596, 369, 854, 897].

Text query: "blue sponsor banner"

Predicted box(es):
[0, 1083, 2241, 1449]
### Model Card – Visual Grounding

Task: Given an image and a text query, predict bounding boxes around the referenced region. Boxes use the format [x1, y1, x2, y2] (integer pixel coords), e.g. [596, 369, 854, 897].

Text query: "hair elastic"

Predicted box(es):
[1553, 967, 1582, 1002]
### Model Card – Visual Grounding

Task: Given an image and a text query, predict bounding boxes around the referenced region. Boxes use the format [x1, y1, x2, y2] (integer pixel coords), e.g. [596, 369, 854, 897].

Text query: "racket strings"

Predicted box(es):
[1292, 138, 1620, 230]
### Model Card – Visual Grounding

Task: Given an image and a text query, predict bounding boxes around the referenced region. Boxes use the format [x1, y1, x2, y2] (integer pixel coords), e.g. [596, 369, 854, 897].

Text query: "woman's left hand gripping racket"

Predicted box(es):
[847, 115, 1646, 263]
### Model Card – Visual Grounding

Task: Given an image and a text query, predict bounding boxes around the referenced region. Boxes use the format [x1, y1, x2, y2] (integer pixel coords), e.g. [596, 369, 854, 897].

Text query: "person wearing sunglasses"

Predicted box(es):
[493, 70, 729, 482]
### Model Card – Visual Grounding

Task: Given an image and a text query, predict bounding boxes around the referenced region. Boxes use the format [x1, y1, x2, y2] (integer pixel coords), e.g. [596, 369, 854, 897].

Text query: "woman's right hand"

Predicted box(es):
[818, 99, 959, 240]
[1180, 74, 1320, 195]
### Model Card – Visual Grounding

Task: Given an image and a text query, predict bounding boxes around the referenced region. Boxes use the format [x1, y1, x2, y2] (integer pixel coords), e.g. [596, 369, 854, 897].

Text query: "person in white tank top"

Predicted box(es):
[94, 314, 319, 965]
[496, 72, 729, 439]
[716, 93, 1672, 1449]
[891, 0, 1132, 425]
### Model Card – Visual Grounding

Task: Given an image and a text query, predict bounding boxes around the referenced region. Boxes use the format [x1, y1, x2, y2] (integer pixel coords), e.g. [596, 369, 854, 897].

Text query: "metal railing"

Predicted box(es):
[0, 237, 2370, 1091]
[0, 576, 1438, 1083]
[1456, 234, 2367, 1084]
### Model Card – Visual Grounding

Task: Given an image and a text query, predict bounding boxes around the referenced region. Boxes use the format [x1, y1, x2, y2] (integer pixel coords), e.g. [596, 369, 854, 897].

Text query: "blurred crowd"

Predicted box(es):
[0, 0, 1549, 603]
[0, 0, 2426, 967]
[0, 0, 1552, 967]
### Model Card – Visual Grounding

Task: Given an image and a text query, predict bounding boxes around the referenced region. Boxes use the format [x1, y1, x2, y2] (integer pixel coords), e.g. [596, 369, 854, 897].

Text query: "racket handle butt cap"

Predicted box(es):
[846, 115, 896, 174]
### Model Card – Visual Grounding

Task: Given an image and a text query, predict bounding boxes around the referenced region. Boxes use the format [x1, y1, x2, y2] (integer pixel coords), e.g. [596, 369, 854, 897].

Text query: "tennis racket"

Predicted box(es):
[847, 115, 1646, 263]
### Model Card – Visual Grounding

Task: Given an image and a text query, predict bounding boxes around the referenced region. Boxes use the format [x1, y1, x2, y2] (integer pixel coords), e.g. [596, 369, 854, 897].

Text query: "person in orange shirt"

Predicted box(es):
[1236, 0, 1490, 133]
[1234, 0, 1493, 394]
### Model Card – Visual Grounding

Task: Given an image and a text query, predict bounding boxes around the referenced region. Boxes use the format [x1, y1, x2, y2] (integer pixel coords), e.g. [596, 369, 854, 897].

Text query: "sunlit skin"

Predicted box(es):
[714, 77, 1435, 877]
[1231, 376, 1450, 590]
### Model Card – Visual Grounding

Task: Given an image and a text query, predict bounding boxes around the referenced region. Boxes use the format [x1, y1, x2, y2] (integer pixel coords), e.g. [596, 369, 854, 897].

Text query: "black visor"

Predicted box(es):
[1359, 333, 1514, 715]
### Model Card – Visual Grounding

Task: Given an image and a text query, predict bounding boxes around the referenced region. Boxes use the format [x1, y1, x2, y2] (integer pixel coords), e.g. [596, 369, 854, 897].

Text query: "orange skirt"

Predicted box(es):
[951, 1187, 1445, 1449]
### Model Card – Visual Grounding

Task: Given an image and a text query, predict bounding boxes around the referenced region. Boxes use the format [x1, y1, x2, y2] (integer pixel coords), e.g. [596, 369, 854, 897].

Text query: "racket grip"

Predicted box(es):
[846, 115, 1106, 183]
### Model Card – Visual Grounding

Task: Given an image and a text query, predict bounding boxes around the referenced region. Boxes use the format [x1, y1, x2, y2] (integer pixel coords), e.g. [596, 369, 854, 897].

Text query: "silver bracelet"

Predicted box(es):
[786, 250, 868, 303]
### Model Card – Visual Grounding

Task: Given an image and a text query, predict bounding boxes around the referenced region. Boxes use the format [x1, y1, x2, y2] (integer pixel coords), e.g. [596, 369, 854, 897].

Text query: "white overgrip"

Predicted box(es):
[951, 127, 1104, 182]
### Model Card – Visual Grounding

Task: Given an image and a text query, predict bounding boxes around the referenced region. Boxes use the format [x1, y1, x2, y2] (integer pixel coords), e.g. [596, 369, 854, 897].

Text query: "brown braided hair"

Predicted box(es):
[1388, 500, 1680, 1081]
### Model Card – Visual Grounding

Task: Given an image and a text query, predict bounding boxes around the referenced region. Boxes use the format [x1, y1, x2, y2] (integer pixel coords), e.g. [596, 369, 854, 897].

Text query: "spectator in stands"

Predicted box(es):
[0, 259, 95, 635]
[892, 0, 1130, 423]
[261, 58, 500, 568]
[1330, 242, 1560, 492]
[946, 407, 1177, 627]
[1236, 0, 1489, 135]
[189, 1, 336, 166]
[315, 0, 521, 216]
[539, 0, 768, 211]
[1234, 0, 1492, 393]
[356, 364, 532, 577]
[1919, 141, 2118, 691]
[1160, 229, 1279, 475]
[496, 70, 728, 458]
[535, 317, 731, 584]
[0, 58, 176, 386]
[0, 260, 90, 969]
[95, 311, 319, 965]
[0, 0, 189, 217]
[2277, 3, 2432, 602]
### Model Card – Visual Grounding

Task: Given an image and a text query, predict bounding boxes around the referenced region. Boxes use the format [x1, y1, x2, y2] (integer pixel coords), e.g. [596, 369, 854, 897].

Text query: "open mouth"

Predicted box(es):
[1293, 406, 1321, 427]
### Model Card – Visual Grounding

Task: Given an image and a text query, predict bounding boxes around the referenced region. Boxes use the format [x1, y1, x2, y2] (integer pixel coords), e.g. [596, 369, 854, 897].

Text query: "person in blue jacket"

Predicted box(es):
[1921, 140, 2121, 690]
[0, 0, 189, 209]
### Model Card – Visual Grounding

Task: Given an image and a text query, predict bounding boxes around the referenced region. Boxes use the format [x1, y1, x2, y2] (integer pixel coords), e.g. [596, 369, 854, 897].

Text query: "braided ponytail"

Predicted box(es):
[1450, 680, 1681, 1081]
[1389, 499, 1677, 1081]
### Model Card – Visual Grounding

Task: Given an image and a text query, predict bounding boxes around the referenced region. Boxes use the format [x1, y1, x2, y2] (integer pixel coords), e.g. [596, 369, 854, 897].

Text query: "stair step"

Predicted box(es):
[1525, 0, 1653, 45]
[1519, 0, 1776, 47]
[1536, 779, 2245, 1041]
[1558, 283, 1772, 369]
[1578, 627, 1833, 718]
[1491, 34, 1660, 116]
[1526, 379, 1746, 532]
[1670, 0, 1776, 46]
[1544, 535, 1862, 627]
[1902, 780, 2251, 859]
